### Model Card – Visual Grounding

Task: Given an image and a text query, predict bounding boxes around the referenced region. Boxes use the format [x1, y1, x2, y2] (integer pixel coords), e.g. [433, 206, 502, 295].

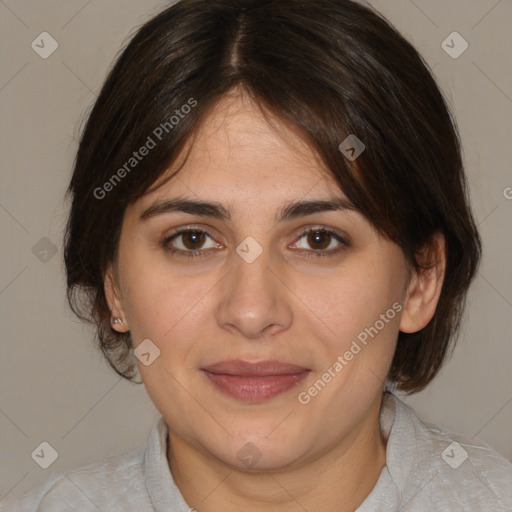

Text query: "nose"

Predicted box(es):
[216, 244, 293, 340]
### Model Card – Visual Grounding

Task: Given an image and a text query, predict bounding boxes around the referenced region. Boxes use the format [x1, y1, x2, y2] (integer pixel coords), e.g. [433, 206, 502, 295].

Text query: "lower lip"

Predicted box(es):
[202, 371, 310, 402]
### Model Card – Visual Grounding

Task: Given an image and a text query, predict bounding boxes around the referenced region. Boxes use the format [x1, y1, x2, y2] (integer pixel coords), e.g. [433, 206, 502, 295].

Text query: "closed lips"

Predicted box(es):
[201, 360, 311, 402]
[201, 359, 310, 376]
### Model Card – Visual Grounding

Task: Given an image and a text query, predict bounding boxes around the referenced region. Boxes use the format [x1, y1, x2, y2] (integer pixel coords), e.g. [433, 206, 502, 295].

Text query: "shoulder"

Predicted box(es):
[0, 445, 149, 512]
[389, 394, 512, 511]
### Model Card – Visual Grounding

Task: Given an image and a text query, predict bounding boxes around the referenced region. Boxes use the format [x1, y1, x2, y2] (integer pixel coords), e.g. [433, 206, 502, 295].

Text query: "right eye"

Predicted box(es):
[161, 228, 223, 259]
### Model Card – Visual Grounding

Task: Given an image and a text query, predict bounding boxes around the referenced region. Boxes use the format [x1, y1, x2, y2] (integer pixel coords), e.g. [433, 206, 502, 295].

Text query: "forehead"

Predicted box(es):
[137, 92, 341, 210]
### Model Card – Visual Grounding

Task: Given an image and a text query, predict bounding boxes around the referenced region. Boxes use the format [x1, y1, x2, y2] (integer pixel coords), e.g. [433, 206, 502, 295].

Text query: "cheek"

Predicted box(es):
[118, 246, 209, 343]
[120, 262, 211, 408]
[290, 257, 403, 351]
[127, 279, 207, 343]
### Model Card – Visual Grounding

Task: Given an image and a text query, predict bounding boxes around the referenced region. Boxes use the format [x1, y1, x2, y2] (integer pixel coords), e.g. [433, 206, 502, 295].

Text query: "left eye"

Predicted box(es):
[291, 229, 347, 255]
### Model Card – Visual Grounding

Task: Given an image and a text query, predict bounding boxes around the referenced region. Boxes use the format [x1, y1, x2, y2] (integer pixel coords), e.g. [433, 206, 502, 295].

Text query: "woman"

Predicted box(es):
[3, 0, 511, 510]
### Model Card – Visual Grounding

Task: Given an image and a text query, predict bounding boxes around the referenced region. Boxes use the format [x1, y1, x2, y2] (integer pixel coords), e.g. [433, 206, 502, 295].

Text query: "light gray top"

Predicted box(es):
[2, 393, 511, 511]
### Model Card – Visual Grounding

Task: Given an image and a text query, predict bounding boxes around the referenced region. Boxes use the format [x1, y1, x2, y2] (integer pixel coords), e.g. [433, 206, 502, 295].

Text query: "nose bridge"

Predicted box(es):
[233, 238, 273, 294]
[216, 239, 292, 338]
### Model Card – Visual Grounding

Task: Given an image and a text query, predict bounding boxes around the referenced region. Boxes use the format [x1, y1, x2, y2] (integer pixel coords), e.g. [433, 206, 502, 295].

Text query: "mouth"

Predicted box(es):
[200, 360, 311, 402]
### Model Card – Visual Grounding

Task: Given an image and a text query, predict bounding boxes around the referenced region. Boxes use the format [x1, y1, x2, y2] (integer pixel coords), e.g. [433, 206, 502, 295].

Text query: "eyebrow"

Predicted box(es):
[139, 196, 356, 224]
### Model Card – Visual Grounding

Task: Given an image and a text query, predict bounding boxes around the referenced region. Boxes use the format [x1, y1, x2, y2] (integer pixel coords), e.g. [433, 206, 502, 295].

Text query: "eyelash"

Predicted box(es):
[161, 226, 349, 260]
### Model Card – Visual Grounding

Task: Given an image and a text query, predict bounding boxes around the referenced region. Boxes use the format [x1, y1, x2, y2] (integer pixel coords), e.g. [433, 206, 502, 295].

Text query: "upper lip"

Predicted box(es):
[201, 359, 309, 376]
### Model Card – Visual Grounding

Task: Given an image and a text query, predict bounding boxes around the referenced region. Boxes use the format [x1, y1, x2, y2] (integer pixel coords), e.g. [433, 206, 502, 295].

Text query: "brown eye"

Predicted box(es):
[306, 231, 332, 250]
[162, 228, 221, 259]
[181, 231, 207, 250]
[291, 227, 348, 258]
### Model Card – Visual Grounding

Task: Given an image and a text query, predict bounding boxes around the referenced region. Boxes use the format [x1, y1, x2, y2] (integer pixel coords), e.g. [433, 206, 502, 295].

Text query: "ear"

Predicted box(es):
[104, 263, 130, 333]
[400, 233, 446, 334]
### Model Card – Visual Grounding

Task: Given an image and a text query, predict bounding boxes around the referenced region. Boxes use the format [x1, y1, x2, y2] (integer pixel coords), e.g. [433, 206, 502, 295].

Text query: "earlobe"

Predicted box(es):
[399, 233, 446, 334]
[104, 264, 129, 333]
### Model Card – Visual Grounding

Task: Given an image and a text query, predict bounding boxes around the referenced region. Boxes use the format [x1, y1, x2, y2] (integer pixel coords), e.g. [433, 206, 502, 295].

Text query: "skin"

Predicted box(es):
[105, 88, 445, 512]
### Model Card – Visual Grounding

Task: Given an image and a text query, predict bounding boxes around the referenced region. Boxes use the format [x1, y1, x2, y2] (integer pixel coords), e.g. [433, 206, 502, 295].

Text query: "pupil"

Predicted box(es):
[308, 231, 330, 250]
[184, 231, 204, 250]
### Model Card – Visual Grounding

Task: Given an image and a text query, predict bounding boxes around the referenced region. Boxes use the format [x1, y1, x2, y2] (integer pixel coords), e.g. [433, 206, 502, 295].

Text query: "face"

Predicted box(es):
[106, 91, 416, 471]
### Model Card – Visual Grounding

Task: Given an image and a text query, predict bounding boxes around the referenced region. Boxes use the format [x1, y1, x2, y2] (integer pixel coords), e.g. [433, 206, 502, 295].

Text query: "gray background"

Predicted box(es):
[1, 0, 511, 502]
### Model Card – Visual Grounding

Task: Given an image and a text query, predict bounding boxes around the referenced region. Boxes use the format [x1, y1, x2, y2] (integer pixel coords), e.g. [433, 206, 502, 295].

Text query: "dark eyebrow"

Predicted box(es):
[139, 196, 356, 223]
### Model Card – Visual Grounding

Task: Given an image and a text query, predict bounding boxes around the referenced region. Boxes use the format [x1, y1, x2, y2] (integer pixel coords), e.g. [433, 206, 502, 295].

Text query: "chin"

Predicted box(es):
[202, 421, 311, 472]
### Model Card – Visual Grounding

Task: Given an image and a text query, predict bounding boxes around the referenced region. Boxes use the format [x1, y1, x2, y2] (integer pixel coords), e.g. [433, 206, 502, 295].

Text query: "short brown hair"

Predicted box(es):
[64, 0, 481, 393]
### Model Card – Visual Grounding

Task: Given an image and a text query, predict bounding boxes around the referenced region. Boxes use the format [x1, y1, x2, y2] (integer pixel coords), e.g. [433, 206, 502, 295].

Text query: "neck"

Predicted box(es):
[168, 394, 387, 512]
